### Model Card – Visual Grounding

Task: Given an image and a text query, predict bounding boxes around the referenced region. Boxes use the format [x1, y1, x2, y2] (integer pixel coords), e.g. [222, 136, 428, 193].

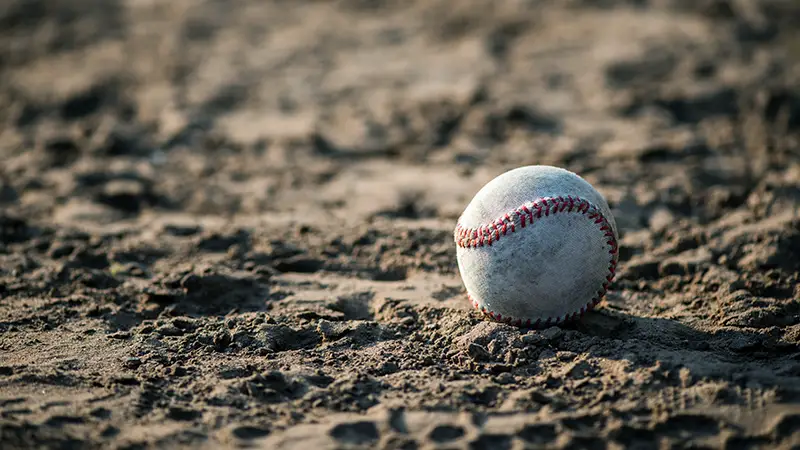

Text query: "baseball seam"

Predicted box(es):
[454, 195, 618, 328]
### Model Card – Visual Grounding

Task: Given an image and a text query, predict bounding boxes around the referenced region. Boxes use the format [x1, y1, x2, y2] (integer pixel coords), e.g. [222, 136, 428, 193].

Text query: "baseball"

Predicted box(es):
[454, 165, 619, 327]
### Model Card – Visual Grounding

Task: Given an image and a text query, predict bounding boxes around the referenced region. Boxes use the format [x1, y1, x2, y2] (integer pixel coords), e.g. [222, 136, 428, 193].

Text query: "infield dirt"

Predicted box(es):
[2, 1, 800, 449]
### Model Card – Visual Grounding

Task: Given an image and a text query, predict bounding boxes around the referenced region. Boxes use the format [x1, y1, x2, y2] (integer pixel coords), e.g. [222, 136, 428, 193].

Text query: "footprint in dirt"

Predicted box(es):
[142, 266, 271, 317]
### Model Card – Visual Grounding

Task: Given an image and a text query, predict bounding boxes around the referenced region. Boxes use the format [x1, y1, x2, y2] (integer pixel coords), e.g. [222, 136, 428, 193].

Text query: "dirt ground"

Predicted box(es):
[2, 0, 800, 448]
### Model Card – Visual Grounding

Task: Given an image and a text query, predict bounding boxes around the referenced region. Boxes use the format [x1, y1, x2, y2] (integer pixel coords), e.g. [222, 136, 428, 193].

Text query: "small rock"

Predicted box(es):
[171, 317, 196, 330]
[214, 331, 232, 351]
[157, 325, 184, 337]
[521, 332, 547, 346]
[467, 343, 492, 361]
[540, 327, 563, 342]
[317, 319, 349, 342]
[454, 321, 522, 356]
[494, 372, 515, 385]
[374, 362, 399, 375]
[232, 330, 255, 347]
[123, 357, 141, 369]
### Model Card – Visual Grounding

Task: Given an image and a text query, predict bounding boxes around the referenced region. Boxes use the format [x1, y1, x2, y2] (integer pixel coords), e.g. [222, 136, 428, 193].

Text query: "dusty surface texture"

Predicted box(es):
[2, 0, 800, 448]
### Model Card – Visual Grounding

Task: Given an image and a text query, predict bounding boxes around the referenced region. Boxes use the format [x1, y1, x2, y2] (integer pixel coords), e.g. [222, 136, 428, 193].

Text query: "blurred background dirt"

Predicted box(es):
[1, 0, 800, 448]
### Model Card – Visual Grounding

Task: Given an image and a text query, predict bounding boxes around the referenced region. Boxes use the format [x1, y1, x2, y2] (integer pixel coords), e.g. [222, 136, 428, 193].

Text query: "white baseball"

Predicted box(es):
[454, 165, 619, 327]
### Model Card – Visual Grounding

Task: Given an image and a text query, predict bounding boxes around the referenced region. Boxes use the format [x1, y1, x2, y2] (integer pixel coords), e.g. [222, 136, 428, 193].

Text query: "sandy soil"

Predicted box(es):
[2, 0, 800, 448]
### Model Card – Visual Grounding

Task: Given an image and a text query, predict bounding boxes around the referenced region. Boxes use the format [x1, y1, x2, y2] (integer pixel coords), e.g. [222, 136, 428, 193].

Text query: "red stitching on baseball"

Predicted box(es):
[456, 196, 619, 328]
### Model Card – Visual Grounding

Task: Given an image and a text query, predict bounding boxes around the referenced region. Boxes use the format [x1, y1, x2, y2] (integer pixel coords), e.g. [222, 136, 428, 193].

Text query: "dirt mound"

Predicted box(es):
[2, 0, 800, 448]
